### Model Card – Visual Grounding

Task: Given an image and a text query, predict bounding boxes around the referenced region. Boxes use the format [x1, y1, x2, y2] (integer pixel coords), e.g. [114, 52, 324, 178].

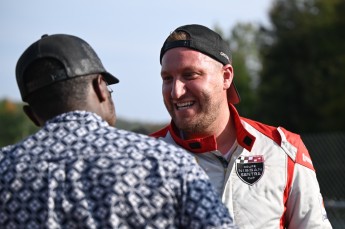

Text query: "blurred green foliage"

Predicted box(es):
[215, 0, 345, 133]
[0, 99, 39, 147]
[256, 0, 345, 132]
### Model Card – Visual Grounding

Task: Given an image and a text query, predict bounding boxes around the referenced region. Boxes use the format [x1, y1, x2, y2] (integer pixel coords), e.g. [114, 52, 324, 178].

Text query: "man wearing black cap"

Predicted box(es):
[151, 24, 332, 228]
[0, 34, 237, 228]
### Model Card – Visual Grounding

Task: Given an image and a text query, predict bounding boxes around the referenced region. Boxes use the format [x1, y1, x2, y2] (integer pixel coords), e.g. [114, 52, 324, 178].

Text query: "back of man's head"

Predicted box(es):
[16, 34, 119, 102]
[23, 58, 96, 119]
[15, 34, 119, 121]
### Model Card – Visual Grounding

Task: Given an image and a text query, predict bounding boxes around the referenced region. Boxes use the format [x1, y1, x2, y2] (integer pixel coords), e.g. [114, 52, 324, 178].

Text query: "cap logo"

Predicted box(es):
[50, 74, 58, 81]
[220, 52, 230, 62]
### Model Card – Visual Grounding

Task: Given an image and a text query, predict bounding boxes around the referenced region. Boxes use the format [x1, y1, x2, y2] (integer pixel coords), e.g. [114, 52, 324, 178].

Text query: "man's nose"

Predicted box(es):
[171, 79, 186, 99]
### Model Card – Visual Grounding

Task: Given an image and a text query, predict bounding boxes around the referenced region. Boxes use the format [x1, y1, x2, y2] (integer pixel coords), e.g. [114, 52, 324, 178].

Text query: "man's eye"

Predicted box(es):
[184, 72, 198, 78]
[162, 76, 172, 81]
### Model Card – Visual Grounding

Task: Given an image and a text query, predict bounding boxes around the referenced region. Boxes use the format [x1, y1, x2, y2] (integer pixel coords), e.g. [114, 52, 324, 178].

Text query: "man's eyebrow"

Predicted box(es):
[160, 70, 169, 76]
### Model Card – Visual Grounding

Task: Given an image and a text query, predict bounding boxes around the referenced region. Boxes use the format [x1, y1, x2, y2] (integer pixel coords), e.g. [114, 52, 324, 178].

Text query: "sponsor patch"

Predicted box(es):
[236, 155, 264, 185]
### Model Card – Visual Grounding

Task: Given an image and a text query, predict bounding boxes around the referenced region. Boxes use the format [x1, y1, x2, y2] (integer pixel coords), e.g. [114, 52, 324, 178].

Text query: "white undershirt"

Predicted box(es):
[223, 140, 238, 161]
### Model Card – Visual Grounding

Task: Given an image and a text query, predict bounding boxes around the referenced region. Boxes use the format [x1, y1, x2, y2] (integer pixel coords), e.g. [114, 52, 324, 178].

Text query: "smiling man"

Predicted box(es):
[151, 24, 332, 229]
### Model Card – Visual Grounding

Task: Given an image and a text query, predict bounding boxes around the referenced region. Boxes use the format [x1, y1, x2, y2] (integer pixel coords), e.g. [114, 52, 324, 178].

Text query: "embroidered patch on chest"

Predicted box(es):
[236, 155, 264, 185]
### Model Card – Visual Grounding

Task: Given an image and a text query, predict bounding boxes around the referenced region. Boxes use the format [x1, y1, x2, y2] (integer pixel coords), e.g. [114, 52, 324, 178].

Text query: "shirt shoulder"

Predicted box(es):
[242, 118, 314, 171]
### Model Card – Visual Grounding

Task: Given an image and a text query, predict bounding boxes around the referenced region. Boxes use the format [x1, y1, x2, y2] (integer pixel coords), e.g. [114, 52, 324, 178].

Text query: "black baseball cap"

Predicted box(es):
[16, 34, 119, 101]
[160, 24, 240, 104]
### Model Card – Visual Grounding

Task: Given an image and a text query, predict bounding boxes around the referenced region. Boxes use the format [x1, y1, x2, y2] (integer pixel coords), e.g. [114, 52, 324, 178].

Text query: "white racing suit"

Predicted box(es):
[151, 104, 332, 229]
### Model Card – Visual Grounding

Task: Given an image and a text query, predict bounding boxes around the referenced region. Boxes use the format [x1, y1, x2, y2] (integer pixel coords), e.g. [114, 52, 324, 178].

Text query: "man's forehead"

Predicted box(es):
[161, 48, 222, 75]
[161, 47, 219, 65]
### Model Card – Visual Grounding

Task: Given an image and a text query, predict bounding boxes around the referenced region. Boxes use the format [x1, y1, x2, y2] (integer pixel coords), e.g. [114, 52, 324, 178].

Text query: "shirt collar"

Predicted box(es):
[168, 103, 256, 153]
[46, 111, 109, 127]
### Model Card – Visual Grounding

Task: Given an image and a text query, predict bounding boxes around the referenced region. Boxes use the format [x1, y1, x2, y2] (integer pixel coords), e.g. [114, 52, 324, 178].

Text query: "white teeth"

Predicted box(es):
[176, 101, 194, 109]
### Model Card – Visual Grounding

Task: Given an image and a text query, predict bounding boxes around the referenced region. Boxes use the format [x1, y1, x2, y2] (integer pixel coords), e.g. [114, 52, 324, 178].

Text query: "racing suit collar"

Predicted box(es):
[168, 103, 256, 153]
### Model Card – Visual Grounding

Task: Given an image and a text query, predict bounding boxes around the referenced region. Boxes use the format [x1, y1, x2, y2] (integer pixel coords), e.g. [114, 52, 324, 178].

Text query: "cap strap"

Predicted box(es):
[26, 69, 67, 93]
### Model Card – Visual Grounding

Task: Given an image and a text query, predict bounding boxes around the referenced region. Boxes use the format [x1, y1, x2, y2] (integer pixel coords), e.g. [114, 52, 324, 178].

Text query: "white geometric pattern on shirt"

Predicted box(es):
[0, 111, 235, 229]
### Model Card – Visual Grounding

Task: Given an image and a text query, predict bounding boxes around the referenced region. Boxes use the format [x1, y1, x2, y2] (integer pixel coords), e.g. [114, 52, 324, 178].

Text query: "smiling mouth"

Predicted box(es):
[175, 101, 194, 110]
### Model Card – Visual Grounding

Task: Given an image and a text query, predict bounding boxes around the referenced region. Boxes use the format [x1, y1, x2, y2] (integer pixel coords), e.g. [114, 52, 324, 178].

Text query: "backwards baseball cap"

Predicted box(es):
[160, 24, 240, 104]
[16, 34, 119, 101]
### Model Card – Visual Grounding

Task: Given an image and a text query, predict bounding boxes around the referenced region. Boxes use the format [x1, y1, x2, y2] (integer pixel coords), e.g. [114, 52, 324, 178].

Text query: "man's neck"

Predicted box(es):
[180, 108, 236, 155]
[216, 116, 236, 155]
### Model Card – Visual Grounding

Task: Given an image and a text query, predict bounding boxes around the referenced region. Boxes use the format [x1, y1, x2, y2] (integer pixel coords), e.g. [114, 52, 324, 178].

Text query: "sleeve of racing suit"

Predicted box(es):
[282, 129, 332, 228]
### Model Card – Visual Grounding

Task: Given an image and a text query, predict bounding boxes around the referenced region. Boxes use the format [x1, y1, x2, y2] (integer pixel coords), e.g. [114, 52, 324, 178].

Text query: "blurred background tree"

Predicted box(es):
[215, 0, 345, 133]
[255, 0, 345, 133]
[0, 99, 38, 147]
[215, 22, 261, 118]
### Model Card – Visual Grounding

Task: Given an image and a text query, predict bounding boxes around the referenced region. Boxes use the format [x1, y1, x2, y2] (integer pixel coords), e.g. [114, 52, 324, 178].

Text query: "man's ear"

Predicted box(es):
[92, 75, 108, 102]
[23, 105, 41, 127]
[223, 64, 234, 90]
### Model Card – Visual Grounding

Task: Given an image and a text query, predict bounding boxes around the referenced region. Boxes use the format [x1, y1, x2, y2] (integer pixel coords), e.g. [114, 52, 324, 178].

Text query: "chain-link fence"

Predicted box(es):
[302, 132, 345, 228]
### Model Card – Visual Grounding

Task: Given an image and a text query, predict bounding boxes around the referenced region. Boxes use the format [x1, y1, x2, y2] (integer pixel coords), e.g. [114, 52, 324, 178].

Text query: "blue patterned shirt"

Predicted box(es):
[0, 111, 235, 229]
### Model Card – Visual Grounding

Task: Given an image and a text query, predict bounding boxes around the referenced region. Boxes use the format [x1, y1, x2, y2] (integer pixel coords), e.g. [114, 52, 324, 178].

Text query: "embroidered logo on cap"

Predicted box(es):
[220, 52, 230, 62]
[236, 155, 264, 185]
